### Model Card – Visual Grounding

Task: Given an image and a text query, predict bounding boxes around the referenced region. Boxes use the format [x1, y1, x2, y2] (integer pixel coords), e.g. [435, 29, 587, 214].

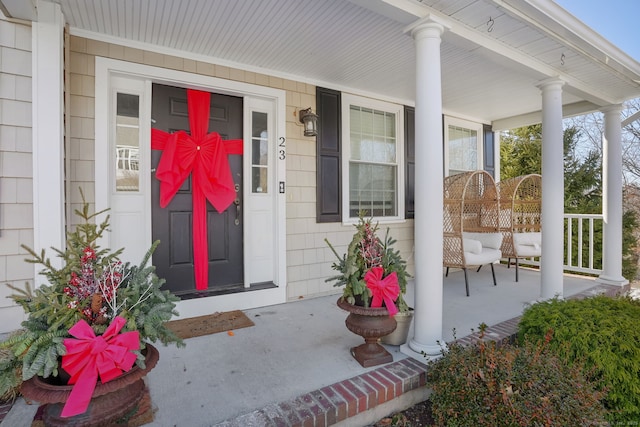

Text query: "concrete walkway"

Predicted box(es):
[1, 264, 623, 426]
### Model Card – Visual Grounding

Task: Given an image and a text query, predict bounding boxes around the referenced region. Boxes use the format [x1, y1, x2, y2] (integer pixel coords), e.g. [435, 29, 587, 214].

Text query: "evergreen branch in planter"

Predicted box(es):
[325, 215, 411, 311]
[0, 190, 185, 399]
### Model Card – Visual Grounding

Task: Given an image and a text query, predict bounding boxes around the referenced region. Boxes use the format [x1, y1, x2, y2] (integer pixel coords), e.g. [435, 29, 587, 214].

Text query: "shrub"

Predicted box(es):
[0, 347, 21, 402]
[427, 326, 606, 427]
[518, 295, 640, 424]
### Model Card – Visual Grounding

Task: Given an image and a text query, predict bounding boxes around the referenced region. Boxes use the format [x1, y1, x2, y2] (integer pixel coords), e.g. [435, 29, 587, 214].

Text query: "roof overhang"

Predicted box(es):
[4, 0, 640, 129]
[0, 0, 36, 21]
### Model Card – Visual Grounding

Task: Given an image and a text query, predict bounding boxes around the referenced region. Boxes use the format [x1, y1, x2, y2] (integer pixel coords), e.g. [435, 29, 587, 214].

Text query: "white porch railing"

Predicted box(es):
[564, 213, 603, 274]
[518, 213, 604, 276]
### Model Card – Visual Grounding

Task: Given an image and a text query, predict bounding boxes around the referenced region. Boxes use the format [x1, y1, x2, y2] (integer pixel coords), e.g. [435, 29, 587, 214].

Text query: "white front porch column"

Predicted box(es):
[538, 79, 564, 299]
[401, 16, 448, 360]
[598, 105, 628, 286]
[32, 0, 66, 281]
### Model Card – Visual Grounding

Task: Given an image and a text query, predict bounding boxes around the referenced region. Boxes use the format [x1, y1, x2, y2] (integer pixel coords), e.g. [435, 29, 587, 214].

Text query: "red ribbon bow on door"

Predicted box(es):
[60, 316, 139, 418]
[152, 89, 243, 291]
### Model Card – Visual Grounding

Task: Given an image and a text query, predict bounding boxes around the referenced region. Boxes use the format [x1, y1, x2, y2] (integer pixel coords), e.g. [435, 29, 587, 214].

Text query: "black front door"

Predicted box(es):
[151, 84, 243, 296]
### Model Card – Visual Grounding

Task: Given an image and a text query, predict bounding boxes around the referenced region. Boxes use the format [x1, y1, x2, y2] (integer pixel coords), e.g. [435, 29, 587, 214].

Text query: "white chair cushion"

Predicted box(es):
[463, 238, 483, 254]
[513, 232, 542, 257]
[464, 247, 502, 266]
[462, 232, 503, 250]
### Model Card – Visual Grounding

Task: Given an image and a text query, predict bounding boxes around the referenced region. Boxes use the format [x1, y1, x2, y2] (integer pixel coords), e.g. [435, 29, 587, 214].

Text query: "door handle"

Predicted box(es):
[234, 198, 240, 225]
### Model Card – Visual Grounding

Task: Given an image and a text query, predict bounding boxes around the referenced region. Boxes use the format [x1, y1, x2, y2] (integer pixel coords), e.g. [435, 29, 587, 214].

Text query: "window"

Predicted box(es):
[115, 93, 140, 192]
[251, 111, 269, 193]
[342, 94, 403, 221]
[444, 116, 483, 176]
[317, 88, 493, 223]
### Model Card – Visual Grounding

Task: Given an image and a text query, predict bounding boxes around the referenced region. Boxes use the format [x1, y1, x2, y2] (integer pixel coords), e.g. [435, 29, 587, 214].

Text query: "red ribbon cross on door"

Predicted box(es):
[151, 89, 243, 291]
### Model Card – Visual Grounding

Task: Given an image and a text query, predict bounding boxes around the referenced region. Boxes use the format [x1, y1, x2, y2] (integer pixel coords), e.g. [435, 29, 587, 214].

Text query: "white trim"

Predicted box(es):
[31, 0, 66, 284]
[523, 0, 640, 79]
[105, 76, 151, 262]
[622, 110, 640, 127]
[95, 57, 287, 319]
[243, 98, 281, 288]
[341, 93, 405, 224]
[443, 115, 483, 176]
[494, 130, 501, 183]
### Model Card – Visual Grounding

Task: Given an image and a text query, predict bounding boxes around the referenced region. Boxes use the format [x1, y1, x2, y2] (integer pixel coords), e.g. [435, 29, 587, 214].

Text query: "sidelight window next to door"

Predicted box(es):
[251, 111, 268, 194]
[115, 93, 141, 192]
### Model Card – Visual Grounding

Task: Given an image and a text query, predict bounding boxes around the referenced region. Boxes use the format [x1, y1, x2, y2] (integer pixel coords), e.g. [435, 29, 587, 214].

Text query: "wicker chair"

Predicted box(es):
[497, 174, 542, 282]
[443, 170, 503, 296]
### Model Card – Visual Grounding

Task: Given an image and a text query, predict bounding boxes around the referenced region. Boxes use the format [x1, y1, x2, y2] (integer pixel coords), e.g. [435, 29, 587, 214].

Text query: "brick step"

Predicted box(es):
[214, 358, 429, 427]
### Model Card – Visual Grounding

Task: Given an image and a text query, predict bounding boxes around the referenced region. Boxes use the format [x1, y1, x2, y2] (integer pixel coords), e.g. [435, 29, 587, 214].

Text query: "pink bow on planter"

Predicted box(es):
[364, 266, 400, 316]
[60, 316, 140, 418]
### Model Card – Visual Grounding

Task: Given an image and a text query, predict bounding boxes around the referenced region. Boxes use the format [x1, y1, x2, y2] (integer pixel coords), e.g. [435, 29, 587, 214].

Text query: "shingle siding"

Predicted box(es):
[0, 16, 33, 328]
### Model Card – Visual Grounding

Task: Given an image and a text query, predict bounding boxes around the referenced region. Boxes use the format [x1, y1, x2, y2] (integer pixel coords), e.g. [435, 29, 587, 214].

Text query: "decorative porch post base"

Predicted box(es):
[401, 340, 444, 362]
[596, 275, 629, 288]
[351, 341, 393, 368]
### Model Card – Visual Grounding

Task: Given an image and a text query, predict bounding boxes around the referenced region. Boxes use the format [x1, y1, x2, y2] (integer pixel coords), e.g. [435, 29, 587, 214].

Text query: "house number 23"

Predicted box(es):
[278, 137, 286, 160]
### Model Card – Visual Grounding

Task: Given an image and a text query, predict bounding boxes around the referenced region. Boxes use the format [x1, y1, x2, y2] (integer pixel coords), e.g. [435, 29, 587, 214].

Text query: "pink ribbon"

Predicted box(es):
[60, 316, 139, 418]
[151, 89, 243, 291]
[364, 266, 400, 316]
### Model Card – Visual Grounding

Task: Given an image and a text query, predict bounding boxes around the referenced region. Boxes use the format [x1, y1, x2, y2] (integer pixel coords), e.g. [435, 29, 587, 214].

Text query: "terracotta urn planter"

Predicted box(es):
[20, 344, 159, 427]
[337, 297, 397, 367]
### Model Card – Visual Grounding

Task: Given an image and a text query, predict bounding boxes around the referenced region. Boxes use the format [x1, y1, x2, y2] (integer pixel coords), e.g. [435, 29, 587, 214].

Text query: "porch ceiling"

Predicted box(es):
[15, 0, 640, 128]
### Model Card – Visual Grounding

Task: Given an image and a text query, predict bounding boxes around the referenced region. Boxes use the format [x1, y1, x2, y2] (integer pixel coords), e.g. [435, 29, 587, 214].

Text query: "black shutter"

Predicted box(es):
[316, 87, 342, 223]
[483, 124, 495, 178]
[405, 106, 415, 219]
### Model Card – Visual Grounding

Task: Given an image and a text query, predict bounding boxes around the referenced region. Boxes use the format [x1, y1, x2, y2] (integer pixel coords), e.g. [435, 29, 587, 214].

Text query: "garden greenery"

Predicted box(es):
[0, 196, 184, 400]
[325, 216, 410, 311]
[518, 295, 640, 425]
[427, 324, 607, 426]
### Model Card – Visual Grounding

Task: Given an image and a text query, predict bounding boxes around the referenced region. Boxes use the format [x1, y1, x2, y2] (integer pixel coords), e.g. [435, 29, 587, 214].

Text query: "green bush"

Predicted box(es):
[518, 295, 640, 424]
[427, 326, 606, 427]
[0, 347, 21, 402]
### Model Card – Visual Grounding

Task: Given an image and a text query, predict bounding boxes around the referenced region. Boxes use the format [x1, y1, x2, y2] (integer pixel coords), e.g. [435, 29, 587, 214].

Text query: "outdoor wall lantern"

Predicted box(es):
[299, 107, 319, 137]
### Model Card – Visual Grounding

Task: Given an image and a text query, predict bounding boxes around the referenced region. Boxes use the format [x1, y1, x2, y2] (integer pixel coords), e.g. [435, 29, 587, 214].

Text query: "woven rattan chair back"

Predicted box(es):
[497, 173, 542, 280]
[443, 171, 501, 295]
[443, 171, 500, 266]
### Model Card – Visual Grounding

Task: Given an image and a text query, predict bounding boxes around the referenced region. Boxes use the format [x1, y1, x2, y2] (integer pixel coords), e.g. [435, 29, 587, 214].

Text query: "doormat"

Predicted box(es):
[166, 310, 254, 339]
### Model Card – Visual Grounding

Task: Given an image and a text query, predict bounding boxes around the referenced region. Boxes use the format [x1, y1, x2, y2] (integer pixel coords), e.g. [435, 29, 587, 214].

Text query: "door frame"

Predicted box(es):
[95, 57, 287, 318]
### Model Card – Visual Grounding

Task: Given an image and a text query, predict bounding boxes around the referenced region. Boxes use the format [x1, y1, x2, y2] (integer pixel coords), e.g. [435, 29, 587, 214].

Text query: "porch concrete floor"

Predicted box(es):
[2, 263, 615, 426]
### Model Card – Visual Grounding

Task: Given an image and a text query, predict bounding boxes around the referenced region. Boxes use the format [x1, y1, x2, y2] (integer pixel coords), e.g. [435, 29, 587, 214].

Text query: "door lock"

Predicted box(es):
[234, 198, 240, 225]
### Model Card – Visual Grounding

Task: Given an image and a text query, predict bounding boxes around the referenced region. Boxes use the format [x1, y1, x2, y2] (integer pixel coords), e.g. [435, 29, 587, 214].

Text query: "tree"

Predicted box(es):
[499, 124, 543, 179]
[563, 99, 640, 279]
[564, 98, 640, 186]
[562, 126, 602, 214]
[500, 122, 638, 279]
[500, 125, 601, 213]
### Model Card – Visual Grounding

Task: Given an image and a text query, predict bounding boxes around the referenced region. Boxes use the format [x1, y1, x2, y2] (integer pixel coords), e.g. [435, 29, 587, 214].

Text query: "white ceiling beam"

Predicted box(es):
[492, 101, 600, 130]
[622, 110, 640, 128]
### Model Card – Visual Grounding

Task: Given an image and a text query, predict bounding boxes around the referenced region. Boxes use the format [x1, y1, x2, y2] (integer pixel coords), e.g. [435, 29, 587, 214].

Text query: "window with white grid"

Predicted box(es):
[444, 116, 483, 176]
[342, 94, 403, 221]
